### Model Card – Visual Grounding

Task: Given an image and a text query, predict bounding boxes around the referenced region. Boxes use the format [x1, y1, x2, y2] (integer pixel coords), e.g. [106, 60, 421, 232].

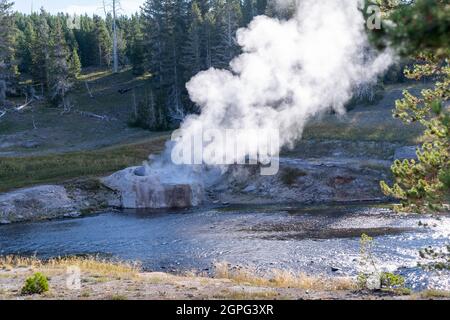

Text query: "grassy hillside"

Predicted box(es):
[0, 136, 168, 192]
[0, 68, 425, 193]
[0, 68, 154, 156]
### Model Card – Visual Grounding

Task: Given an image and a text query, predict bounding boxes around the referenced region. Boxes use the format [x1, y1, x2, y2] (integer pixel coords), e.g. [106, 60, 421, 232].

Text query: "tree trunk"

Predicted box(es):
[112, 0, 119, 73]
[0, 80, 6, 107]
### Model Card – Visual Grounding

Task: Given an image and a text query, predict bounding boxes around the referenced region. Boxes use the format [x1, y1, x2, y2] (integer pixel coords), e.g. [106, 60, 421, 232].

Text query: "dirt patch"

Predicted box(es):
[0, 257, 421, 300]
[329, 176, 356, 187]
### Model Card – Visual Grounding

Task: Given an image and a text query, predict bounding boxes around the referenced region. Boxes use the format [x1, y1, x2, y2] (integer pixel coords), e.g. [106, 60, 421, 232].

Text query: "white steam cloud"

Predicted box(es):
[146, 0, 393, 183]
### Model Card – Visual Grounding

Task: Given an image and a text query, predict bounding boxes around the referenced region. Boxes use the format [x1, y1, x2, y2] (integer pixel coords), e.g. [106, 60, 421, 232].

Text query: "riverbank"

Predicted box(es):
[1, 256, 448, 300]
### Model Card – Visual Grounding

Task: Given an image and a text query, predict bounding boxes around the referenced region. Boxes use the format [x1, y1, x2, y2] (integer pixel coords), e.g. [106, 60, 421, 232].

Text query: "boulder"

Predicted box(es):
[101, 167, 204, 209]
[0, 185, 76, 224]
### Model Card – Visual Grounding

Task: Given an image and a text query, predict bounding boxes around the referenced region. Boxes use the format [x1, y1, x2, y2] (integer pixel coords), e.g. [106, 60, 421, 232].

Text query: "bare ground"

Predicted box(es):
[0, 262, 426, 301]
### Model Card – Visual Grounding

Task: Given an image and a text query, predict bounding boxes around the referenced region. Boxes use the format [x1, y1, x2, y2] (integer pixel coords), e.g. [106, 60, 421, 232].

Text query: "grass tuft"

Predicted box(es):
[213, 262, 356, 291]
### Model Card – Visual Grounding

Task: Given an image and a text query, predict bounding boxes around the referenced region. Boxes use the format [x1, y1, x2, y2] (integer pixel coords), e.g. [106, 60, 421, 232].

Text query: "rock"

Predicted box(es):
[101, 167, 204, 209]
[366, 273, 382, 290]
[133, 166, 147, 177]
[331, 267, 341, 272]
[242, 185, 257, 193]
[217, 158, 391, 205]
[0, 185, 76, 224]
[394, 146, 419, 160]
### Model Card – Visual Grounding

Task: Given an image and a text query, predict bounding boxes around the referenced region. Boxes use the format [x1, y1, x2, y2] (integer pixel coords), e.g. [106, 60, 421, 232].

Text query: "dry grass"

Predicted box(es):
[0, 256, 141, 279]
[0, 256, 43, 269]
[416, 289, 450, 299]
[213, 262, 356, 291]
[214, 288, 280, 300]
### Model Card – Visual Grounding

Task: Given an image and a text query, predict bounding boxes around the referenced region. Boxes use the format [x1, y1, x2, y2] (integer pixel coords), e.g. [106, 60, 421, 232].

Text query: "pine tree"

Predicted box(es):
[74, 15, 97, 67]
[203, 10, 214, 69]
[16, 21, 34, 74]
[30, 9, 51, 90]
[379, 0, 449, 213]
[68, 47, 82, 79]
[48, 20, 72, 111]
[183, 1, 204, 80]
[242, 0, 254, 25]
[116, 28, 127, 67]
[166, 0, 188, 123]
[93, 15, 112, 67]
[380, 56, 449, 213]
[142, 0, 188, 127]
[0, 0, 18, 104]
[255, 0, 267, 15]
[211, 0, 242, 69]
[128, 14, 145, 75]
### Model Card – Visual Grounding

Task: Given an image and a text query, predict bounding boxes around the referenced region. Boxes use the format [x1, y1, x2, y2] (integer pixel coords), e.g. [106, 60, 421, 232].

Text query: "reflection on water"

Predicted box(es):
[0, 204, 449, 290]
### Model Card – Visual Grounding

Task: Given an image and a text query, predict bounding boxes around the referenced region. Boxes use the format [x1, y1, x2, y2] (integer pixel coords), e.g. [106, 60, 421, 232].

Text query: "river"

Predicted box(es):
[0, 203, 449, 291]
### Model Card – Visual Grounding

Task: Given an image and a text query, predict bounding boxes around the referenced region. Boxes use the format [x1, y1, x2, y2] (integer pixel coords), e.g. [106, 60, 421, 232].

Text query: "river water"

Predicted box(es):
[0, 203, 449, 291]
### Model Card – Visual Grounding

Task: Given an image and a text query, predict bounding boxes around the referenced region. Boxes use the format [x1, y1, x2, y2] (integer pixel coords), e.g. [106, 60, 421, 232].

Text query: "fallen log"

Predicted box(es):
[0, 109, 6, 119]
[15, 99, 34, 111]
[85, 81, 94, 98]
[74, 109, 118, 121]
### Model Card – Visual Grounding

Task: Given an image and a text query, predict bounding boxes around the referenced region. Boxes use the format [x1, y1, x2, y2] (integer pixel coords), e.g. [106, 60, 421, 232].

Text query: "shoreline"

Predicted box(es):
[1, 256, 448, 300]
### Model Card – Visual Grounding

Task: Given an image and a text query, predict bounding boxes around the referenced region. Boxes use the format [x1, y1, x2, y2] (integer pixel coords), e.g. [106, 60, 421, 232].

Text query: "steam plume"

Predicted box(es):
[147, 0, 393, 182]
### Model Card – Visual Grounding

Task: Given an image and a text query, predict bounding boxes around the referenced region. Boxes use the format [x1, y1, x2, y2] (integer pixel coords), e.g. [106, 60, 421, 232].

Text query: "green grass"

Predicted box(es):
[302, 122, 422, 144]
[0, 68, 170, 193]
[0, 136, 168, 192]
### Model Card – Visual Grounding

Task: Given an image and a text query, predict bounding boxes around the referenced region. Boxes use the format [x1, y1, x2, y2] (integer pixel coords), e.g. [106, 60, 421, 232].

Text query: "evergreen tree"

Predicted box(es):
[203, 10, 214, 69]
[127, 15, 145, 75]
[30, 9, 51, 89]
[48, 20, 72, 110]
[93, 15, 112, 67]
[196, 0, 211, 15]
[210, 0, 242, 69]
[68, 47, 82, 79]
[16, 20, 34, 73]
[242, 0, 255, 25]
[379, 0, 449, 212]
[183, 1, 204, 78]
[116, 28, 127, 67]
[142, 0, 189, 127]
[74, 15, 97, 67]
[255, 0, 267, 15]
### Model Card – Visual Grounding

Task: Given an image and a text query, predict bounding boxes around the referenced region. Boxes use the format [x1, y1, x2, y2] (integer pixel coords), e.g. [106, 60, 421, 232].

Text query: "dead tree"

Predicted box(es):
[84, 81, 94, 98]
[103, 0, 120, 73]
[0, 79, 5, 107]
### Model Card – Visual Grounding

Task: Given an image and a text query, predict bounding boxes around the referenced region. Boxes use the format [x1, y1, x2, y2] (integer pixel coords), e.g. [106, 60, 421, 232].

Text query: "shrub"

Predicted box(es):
[21, 272, 49, 295]
[380, 272, 405, 289]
